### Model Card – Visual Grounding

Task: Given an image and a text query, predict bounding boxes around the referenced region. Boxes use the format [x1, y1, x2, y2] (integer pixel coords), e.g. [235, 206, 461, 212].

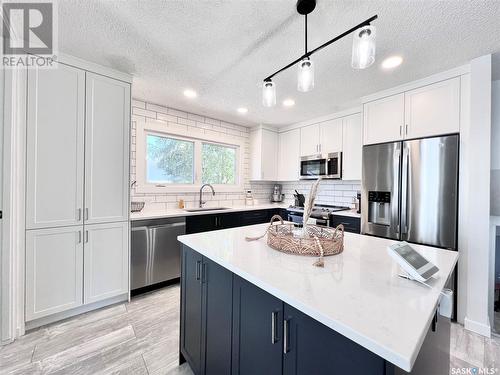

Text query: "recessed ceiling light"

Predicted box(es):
[283, 99, 295, 107]
[183, 89, 197, 98]
[381, 56, 403, 70]
[237, 107, 248, 114]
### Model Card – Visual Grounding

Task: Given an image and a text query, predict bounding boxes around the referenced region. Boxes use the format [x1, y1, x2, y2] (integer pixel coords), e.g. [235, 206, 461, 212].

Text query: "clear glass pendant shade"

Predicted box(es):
[262, 80, 276, 107]
[351, 25, 376, 69]
[297, 58, 314, 92]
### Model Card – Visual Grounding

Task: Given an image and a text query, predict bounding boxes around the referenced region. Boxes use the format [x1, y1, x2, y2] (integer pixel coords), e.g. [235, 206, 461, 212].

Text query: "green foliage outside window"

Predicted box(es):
[202, 143, 236, 184]
[146, 134, 194, 184]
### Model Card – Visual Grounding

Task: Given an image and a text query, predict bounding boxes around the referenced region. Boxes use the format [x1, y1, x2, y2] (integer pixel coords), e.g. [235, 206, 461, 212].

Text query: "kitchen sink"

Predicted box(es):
[184, 207, 231, 212]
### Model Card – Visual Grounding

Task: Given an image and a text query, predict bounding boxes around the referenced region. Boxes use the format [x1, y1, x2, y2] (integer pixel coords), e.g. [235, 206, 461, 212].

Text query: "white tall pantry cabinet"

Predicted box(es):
[25, 61, 131, 323]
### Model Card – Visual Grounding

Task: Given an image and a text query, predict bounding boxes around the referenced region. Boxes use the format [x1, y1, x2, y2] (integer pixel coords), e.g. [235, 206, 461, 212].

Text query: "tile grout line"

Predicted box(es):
[30, 344, 36, 363]
[142, 354, 150, 375]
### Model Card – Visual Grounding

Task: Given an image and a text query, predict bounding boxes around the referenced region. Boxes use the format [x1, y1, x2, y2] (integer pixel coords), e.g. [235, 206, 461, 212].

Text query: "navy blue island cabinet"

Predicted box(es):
[180, 245, 233, 375]
[179, 245, 449, 375]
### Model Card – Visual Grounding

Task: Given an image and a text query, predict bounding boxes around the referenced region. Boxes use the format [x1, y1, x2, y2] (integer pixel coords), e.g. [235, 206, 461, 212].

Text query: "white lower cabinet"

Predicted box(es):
[25, 222, 129, 321]
[84, 222, 129, 304]
[26, 227, 84, 321]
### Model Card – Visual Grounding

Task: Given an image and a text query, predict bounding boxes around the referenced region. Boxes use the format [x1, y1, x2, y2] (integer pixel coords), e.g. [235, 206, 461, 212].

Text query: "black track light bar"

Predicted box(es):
[263, 14, 378, 82]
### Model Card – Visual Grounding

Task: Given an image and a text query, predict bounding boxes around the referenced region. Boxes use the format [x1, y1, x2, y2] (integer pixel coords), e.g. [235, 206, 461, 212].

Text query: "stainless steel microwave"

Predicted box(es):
[299, 152, 342, 179]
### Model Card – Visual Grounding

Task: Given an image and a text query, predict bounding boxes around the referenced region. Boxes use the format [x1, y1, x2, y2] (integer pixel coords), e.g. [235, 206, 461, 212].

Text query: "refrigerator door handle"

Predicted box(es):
[401, 146, 410, 236]
[393, 147, 402, 236]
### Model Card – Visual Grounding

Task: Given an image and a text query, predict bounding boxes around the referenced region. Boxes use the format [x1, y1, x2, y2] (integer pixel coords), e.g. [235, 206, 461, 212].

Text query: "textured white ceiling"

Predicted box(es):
[58, 0, 500, 127]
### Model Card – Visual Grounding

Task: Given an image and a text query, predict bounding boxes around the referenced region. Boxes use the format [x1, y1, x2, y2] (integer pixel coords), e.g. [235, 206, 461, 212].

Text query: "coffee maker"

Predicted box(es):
[270, 184, 284, 202]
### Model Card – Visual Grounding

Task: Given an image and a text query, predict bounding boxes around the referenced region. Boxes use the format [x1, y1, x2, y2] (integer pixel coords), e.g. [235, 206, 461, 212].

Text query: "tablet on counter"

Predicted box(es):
[387, 241, 439, 282]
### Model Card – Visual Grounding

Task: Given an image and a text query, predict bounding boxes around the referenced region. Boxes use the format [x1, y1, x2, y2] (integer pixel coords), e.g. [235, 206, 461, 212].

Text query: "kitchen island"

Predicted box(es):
[177, 223, 458, 375]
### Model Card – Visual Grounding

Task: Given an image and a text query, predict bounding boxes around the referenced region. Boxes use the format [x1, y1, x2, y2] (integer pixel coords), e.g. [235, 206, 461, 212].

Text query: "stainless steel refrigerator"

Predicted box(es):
[361, 134, 459, 250]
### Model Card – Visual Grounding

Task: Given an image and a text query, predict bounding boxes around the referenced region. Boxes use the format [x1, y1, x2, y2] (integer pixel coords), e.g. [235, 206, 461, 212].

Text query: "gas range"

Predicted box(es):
[286, 204, 350, 225]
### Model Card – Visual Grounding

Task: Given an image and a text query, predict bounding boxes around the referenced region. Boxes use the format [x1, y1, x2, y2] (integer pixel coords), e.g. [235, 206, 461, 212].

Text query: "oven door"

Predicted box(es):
[288, 212, 304, 226]
[326, 152, 342, 179]
[300, 156, 327, 179]
[287, 212, 329, 227]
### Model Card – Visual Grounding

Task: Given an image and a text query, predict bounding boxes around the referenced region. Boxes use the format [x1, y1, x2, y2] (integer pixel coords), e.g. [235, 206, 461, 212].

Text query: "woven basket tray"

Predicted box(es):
[266, 215, 344, 257]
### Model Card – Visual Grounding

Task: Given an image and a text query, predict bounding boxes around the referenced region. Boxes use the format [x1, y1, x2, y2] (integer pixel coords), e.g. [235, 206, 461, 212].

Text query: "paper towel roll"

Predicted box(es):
[438, 288, 453, 318]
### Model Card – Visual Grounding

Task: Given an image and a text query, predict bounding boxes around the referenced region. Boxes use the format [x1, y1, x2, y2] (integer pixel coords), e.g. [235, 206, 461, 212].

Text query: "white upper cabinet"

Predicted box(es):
[320, 118, 343, 154]
[250, 128, 278, 181]
[84, 222, 129, 304]
[25, 226, 84, 321]
[363, 93, 405, 145]
[300, 124, 320, 156]
[342, 113, 363, 181]
[85, 73, 130, 224]
[277, 128, 300, 181]
[363, 77, 461, 145]
[26, 64, 85, 229]
[404, 77, 460, 139]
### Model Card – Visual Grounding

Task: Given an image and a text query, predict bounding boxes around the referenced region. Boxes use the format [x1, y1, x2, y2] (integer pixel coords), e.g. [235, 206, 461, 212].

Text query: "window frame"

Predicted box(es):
[135, 119, 244, 193]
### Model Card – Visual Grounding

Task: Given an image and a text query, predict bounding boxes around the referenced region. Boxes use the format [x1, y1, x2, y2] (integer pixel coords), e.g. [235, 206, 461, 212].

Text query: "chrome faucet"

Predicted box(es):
[199, 184, 215, 208]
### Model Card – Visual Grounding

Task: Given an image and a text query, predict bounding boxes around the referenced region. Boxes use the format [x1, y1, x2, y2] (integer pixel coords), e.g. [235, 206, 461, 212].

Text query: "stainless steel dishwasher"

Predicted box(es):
[131, 217, 186, 291]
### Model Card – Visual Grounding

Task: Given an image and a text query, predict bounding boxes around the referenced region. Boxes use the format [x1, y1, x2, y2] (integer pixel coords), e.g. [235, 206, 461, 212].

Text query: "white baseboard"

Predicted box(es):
[464, 316, 491, 337]
[24, 293, 128, 331]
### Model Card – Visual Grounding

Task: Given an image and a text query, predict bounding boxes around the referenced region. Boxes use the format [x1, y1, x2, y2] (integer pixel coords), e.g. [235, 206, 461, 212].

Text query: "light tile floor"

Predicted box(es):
[0, 284, 498, 375]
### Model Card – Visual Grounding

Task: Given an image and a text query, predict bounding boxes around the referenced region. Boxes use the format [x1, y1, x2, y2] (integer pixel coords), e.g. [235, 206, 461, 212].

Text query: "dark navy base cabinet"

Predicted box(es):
[232, 276, 283, 375]
[283, 304, 386, 375]
[180, 245, 449, 375]
[185, 208, 284, 234]
[330, 214, 361, 234]
[180, 246, 232, 375]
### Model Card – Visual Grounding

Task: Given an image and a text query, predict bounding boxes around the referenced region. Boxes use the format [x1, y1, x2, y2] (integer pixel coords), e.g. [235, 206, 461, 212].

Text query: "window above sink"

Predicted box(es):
[135, 119, 245, 193]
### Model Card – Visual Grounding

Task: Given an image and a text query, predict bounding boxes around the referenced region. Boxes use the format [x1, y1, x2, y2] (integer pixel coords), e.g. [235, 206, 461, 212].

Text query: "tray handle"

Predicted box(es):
[269, 215, 284, 225]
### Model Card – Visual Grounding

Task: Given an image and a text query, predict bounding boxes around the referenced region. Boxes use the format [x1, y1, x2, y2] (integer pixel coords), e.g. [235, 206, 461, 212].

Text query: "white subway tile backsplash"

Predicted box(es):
[131, 98, 275, 207]
[205, 117, 221, 126]
[132, 107, 156, 119]
[130, 99, 361, 210]
[132, 99, 146, 109]
[188, 113, 205, 122]
[280, 179, 360, 208]
[146, 102, 170, 115]
[167, 108, 188, 119]
[156, 112, 178, 123]
[177, 117, 197, 127]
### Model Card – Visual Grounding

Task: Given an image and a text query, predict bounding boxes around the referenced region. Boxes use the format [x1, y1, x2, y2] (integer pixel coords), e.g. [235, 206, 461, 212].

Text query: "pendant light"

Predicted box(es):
[297, 57, 314, 92]
[261, 0, 378, 106]
[351, 25, 376, 69]
[262, 80, 276, 107]
[297, 13, 314, 92]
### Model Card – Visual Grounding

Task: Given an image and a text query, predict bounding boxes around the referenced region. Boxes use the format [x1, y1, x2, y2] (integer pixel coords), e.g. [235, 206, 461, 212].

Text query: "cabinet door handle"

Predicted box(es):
[196, 260, 202, 281]
[283, 319, 290, 353]
[77, 231, 82, 244]
[271, 311, 279, 344]
[202, 262, 207, 284]
[405, 124, 408, 135]
[77, 208, 82, 221]
[85, 230, 89, 243]
[84, 208, 89, 221]
[400, 125, 402, 136]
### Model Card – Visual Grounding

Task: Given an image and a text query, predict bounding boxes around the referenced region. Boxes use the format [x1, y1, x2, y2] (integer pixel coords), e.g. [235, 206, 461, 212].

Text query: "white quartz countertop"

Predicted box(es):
[130, 203, 288, 221]
[178, 224, 458, 372]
